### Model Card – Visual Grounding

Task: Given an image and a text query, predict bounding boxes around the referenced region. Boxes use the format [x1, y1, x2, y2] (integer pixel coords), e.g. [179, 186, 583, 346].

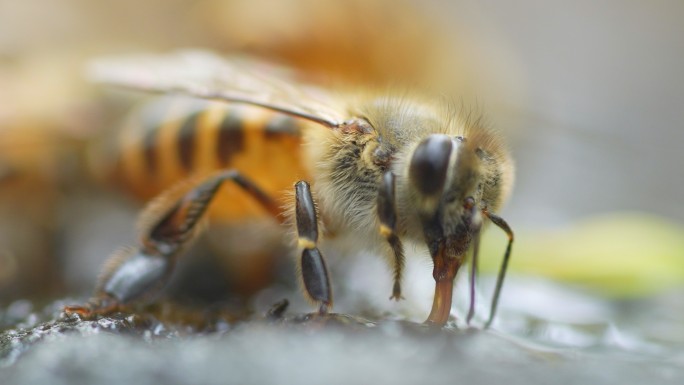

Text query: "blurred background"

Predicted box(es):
[0, 0, 683, 351]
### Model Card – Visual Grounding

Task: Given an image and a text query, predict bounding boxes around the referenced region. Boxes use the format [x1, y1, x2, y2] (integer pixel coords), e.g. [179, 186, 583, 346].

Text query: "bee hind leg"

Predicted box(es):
[65, 170, 279, 318]
[294, 181, 332, 314]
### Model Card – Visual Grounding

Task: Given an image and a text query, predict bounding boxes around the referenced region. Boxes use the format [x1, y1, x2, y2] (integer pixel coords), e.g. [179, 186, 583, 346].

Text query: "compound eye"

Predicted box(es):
[409, 134, 453, 196]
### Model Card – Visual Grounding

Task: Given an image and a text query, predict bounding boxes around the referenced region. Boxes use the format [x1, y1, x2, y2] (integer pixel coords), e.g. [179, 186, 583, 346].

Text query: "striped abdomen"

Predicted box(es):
[92, 96, 308, 222]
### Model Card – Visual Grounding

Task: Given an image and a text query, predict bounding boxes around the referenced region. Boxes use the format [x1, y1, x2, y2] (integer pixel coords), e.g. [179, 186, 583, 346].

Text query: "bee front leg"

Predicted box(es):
[294, 181, 332, 314]
[66, 170, 278, 318]
[377, 171, 405, 301]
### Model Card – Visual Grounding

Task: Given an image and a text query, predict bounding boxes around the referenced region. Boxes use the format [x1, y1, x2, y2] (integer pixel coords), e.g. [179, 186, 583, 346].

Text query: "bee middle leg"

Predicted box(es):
[294, 181, 332, 314]
[66, 170, 279, 318]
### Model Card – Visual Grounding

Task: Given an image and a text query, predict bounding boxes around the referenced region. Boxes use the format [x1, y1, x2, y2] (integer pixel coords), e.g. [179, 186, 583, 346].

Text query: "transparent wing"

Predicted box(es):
[88, 50, 348, 128]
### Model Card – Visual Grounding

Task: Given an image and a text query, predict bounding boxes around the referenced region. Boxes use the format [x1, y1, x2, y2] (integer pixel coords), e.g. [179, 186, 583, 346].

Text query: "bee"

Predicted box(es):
[67, 51, 514, 327]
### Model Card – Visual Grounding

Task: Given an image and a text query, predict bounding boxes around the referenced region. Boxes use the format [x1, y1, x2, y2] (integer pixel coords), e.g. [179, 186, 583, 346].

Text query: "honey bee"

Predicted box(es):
[67, 50, 514, 327]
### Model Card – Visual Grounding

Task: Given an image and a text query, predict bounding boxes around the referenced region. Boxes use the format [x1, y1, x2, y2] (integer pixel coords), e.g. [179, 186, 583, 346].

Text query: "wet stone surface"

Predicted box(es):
[1, 298, 683, 385]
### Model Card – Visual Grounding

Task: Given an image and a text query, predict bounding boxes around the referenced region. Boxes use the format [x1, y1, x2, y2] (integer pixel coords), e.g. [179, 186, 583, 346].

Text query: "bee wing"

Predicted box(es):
[88, 50, 348, 128]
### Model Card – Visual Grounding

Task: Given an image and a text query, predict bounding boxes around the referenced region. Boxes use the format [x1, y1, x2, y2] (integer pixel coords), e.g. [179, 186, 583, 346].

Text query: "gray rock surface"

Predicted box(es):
[1, 299, 683, 385]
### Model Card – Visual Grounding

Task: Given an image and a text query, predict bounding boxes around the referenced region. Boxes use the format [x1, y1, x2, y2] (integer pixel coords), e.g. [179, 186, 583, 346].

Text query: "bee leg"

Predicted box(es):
[377, 171, 405, 301]
[482, 211, 514, 329]
[66, 170, 278, 317]
[294, 181, 332, 314]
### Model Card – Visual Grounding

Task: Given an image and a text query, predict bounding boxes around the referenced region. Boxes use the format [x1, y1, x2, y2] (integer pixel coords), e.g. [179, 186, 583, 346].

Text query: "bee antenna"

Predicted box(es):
[482, 211, 514, 329]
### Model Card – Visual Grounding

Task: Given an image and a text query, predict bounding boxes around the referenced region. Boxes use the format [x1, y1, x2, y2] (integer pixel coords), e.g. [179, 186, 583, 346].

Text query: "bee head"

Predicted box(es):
[408, 133, 483, 275]
[406, 133, 487, 323]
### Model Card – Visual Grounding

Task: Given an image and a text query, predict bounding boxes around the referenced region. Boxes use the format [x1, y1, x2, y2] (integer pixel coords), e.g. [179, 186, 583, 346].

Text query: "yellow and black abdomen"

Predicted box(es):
[91, 95, 309, 222]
